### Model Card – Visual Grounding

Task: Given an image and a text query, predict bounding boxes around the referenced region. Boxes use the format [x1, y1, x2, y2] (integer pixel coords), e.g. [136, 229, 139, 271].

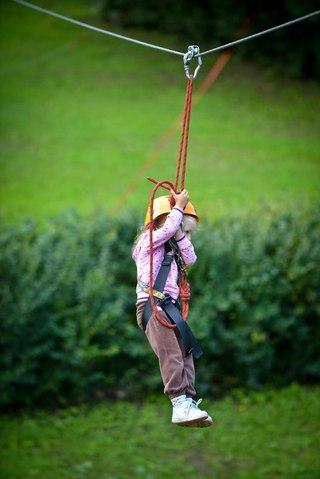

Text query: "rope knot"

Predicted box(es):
[179, 272, 191, 320]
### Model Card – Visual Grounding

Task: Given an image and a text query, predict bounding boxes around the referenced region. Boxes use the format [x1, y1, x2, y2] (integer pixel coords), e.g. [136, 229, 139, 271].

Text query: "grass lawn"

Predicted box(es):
[1, 1, 319, 223]
[0, 384, 319, 479]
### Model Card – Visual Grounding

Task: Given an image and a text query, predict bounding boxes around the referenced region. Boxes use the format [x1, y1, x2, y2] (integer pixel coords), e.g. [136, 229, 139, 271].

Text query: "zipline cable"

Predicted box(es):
[11, 0, 185, 57]
[11, 0, 320, 63]
[198, 10, 320, 57]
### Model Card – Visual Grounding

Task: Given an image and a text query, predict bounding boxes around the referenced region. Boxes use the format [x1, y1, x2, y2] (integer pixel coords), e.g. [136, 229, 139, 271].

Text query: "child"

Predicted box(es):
[132, 189, 213, 427]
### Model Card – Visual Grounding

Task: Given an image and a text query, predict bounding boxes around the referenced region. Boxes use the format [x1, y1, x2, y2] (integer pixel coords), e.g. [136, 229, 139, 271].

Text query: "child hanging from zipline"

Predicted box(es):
[132, 188, 213, 427]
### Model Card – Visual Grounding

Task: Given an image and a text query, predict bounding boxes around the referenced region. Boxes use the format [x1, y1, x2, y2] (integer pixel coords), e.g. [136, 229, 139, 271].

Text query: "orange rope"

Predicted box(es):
[179, 273, 190, 320]
[173, 76, 195, 321]
[174, 75, 193, 191]
[180, 76, 194, 191]
[149, 75, 195, 327]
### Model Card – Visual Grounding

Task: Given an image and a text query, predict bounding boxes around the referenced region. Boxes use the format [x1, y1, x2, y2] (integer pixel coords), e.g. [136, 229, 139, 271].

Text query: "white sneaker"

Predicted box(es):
[184, 398, 213, 428]
[171, 395, 208, 426]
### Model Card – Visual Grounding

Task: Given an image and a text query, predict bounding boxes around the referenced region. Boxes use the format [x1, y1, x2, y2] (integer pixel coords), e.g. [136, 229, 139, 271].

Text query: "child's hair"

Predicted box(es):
[132, 215, 167, 255]
[132, 225, 147, 255]
[181, 215, 198, 235]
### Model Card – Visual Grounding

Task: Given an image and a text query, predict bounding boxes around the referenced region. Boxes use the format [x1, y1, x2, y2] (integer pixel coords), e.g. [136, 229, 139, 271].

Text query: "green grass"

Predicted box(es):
[0, 385, 319, 479]
[1, 1, 320, 223]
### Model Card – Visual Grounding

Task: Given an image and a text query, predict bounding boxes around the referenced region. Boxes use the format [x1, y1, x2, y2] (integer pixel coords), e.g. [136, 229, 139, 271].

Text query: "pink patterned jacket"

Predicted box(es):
[132, 206, 197, 304]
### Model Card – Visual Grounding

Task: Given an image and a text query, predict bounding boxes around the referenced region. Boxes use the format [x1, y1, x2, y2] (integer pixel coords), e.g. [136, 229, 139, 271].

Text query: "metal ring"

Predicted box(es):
[183, 45, 202, 79]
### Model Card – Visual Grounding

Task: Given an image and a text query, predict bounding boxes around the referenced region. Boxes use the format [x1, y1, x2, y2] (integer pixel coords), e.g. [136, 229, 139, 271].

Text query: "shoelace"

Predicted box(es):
[186, 397, 203, 409]
[193, 398, 203, 408]
[172, 397, 203, 410]
[185, 398, 204, 416]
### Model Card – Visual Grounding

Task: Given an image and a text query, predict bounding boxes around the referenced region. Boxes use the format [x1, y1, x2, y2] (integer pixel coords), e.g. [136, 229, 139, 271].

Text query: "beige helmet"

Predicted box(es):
[144, 195, 199, 225]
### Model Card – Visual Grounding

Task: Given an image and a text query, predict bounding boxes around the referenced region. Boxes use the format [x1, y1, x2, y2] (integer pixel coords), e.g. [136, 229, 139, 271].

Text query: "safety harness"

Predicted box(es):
[142, 240, 203, 360]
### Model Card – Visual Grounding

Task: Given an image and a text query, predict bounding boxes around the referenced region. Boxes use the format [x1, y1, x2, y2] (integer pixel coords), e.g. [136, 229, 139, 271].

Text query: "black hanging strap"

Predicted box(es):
[142, 242, 203, 359]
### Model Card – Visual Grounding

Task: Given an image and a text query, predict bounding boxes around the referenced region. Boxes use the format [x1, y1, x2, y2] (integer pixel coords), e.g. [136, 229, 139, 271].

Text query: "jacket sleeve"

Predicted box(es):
[144, 207, 184, 252]
[176, 235, 197, 266]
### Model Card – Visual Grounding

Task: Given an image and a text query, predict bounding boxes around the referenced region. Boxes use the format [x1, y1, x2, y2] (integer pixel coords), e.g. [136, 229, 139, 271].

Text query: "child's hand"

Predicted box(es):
[171, 189, 189, 209]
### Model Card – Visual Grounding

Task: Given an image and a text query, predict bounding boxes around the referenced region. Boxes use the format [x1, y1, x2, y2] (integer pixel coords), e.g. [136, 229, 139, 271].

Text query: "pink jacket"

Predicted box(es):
[132, 206, 197, 303]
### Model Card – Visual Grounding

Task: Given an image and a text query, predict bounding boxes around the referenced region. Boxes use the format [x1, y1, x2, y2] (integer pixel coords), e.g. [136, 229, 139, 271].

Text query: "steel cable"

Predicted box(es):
[11, 0, 185, 57]
[11, 0, 319, 62]
[198, 10, 320, 57]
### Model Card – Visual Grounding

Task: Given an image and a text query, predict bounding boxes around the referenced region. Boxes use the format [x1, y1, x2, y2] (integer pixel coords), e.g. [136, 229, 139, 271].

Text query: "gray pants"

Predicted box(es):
[136, 302, 196, 400]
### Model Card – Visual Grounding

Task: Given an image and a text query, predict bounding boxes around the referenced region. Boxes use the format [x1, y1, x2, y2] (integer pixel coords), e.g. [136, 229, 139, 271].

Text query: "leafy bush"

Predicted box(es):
[1, 205, 319, 409]
[189, 207, 320, 394]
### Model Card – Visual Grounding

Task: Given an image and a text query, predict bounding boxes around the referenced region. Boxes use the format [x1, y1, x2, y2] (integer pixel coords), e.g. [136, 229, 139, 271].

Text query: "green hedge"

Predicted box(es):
[1, 206, 319, 409]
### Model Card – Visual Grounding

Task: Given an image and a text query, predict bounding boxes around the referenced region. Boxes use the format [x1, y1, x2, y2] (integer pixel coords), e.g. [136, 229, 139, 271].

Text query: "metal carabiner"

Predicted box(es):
[183, 45, 202, 79]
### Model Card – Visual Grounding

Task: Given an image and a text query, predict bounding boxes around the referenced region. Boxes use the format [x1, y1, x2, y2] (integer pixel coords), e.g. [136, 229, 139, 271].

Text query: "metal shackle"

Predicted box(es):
[183, 45, 202, 79]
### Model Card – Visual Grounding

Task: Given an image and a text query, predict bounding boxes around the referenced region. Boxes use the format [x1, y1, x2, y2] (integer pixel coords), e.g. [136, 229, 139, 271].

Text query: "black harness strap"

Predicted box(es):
[142, 242, 203, 359]
[142, 242, 173, 328]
